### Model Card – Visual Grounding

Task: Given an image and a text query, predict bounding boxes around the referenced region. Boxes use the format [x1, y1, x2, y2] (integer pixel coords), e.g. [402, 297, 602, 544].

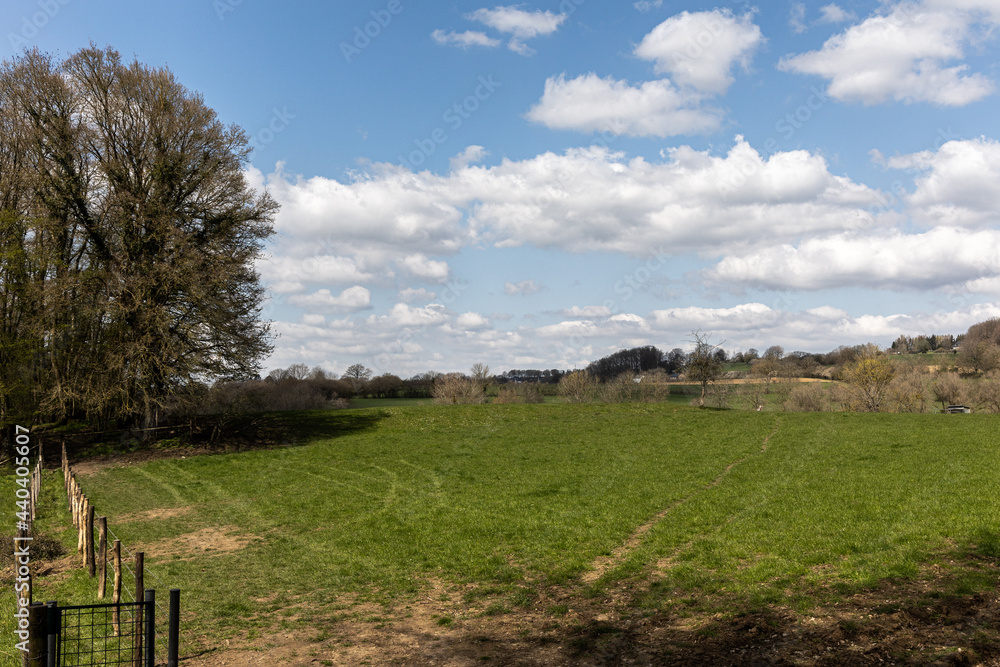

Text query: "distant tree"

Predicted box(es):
[558, 370, 597, 403]
[286, 363, 310, 380]
[957, 340, 1000, 375]
[664, 348, 686, 374]
[931, 372, 966, 410]
[309, 366, 333, 380]
[843, 344, 895, 412]
[367, 373, 403, 398]
[586, 345, 667, 382]
[470, 363, 492, 390]
[972, 371, 1000, 413]
[686, 331, 724, 406]
[763, 345, 784, 360]
[343, 364, 373, 392]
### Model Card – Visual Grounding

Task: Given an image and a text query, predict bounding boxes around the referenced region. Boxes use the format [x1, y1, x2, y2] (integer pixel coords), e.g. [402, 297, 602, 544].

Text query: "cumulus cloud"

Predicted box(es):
[399, 287, 437, 303]
[780, 1, 997, 106]
[288, 286, 372, 313]
[890, 138, 1000, 228]
[528, 10, 761, 137]
[705, 227, 1000, 292]
[366, 303, 450, 330]
[819, 4, 856, 25]
[254, 137, 882, 265]
[258, 254, 376, 293]
[633, 9, 763, 94]
[431, 29, 501, 49]
[560, 305, 614, 318]
[399, 254, 450, 282]
[525, 73, 720, 137]
[456, 312, 492, 330]
[450, 145, 489, 172]
[434, 6, 567, 55]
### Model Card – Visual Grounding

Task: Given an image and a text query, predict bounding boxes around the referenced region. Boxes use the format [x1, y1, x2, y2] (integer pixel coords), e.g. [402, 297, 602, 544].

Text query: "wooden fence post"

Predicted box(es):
[98, 517, 108, 598]
[113, 540, 121, 636]
[78, 497, 88, 561]
[133, 552, 144, 667]
[86, 504, 96, 577]
[24, 603, 47, 667]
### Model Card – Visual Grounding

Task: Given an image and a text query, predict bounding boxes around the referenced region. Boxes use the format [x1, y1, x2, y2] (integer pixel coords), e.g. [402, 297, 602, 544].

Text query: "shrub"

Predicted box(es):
[493, 383, 544, 404]
[432, 374, 486, 404]
[558, 371, 597, 403]
[784, 383, 828, 412]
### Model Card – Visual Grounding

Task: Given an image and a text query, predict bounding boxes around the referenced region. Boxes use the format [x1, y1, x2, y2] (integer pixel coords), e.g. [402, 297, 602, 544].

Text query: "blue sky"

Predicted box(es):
[9, 0, 1000, 377]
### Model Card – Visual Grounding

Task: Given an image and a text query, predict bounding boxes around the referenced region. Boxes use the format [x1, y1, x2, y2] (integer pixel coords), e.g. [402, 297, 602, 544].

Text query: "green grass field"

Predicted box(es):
[2, 404, 999, 664]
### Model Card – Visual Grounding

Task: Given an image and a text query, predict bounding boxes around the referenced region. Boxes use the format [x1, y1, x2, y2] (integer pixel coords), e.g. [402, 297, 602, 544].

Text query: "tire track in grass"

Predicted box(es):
[583, 418, 783, 584]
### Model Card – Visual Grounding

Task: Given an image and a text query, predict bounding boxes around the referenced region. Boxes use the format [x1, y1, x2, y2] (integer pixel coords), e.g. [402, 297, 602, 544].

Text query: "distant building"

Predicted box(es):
[945, 405, 972, 413]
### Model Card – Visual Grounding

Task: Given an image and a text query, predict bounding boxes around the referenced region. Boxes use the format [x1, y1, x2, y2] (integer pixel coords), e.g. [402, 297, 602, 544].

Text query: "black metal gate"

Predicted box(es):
[23, 589, 180, 667]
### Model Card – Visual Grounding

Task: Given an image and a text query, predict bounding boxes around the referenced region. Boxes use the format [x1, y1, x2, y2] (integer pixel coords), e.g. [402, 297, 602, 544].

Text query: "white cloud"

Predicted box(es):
[467, 6, 566, 37]
[288, 286, 372, 313]
[254, 137, 882, 265]
[301, 313, 326, 326]
[505, 279, 543, 296]
[780, 2, 997, 106]
[819, 4, 856, 25]
[705, 227, 1000, 291]
[431, 29, 501, 48]
[525, 73, 721, 137]
[891, 137, 1000, 228]
[560, 305, 614, 318]
[456, 312, 491, 330]
[450, 145, 489, 172]
[399, 254, 450, 282]
[366, 303, 450, 330]
[466, 6, 567, 55]
[399, 287, 437, 303]
[258, 254, 376, 292]
[634, 9, 763, 94]
[462, 139, 880, 254]
[528, 10, 762, 136]
[634, 0, 663, 12]
[790, 3, 807, 34]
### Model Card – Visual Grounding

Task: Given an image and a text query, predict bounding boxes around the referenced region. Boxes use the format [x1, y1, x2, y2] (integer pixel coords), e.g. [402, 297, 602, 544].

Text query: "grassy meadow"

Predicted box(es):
[2, 403, 999, 663]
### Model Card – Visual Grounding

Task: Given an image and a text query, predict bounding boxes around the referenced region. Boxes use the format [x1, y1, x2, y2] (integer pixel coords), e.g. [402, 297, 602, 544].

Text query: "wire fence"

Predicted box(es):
[18, 441, 186, 665]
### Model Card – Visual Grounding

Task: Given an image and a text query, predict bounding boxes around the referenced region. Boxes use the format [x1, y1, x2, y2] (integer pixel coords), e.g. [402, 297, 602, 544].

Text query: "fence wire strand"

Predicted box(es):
[52, 458, 178, 664]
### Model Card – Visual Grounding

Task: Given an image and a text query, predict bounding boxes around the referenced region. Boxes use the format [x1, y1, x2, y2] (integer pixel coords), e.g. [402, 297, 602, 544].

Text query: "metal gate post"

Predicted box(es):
[167, 589, 180, 667]
[144, 590, 155, 667]
[44, 602, 57, 667]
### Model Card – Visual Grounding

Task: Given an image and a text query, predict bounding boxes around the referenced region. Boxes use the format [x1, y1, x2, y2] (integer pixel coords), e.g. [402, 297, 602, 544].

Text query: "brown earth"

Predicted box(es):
[177, 567, 1000, 666]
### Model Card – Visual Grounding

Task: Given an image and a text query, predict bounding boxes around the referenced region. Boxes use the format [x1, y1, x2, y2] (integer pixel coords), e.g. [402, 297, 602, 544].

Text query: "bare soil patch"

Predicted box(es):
[177, 565, 1000, 666]
[136, 526, 257, 561]
[115, 505, 195, 524]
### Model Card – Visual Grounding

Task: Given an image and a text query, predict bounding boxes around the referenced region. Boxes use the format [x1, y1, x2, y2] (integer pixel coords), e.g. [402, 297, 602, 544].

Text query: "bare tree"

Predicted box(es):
[686, 331, 724, 406]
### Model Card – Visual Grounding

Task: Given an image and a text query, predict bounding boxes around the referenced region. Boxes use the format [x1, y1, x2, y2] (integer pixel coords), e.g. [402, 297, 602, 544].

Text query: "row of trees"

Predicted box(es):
[0, 47, 276, 432]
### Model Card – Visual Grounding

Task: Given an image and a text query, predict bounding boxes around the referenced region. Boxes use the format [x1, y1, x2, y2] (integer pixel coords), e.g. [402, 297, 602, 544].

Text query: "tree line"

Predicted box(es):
[0, 47, 276, 433]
